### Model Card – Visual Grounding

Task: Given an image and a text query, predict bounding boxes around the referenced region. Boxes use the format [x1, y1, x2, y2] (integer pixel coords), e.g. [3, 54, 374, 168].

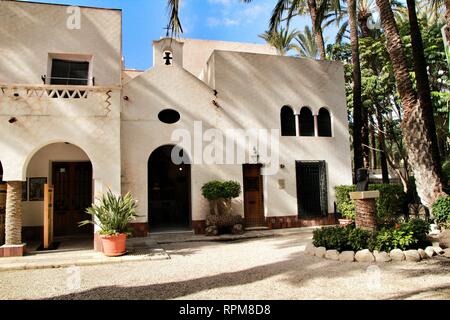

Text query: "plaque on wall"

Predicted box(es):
[29, 177, 47, 201]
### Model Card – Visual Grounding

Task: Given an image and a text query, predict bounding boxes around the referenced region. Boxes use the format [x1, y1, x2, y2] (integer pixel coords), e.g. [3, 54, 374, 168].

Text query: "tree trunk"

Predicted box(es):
[446, 0, 450, 37]
[307, 0, 326, 60]
[370, 120, 377, 170]
[376, 0, 445, 208]
[358, 13, 371, 38]
[406, 0, 443, 183]
[5, 181, 22, 245]
[347, 0, 364, 181]
[362, 107, 370, 168]
[376, 108, 390, 184]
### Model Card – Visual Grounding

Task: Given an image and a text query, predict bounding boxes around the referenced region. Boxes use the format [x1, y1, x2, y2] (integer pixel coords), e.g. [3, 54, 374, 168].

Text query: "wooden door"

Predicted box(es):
[52, 162, 93, 236]
[43, 184, 54, 249]
[296, 161, 328, 217]
[243, 164, 265, 227]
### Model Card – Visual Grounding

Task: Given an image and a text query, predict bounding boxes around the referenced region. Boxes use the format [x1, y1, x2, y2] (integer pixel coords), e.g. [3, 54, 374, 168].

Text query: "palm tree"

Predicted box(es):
[259, 27, 299, 56]
[294, 26, 320, 58]
[166, 0, 252, 37]
[406, 0, 443, 184]
[375, 0, 445, 208]
[268, 0, 329, 60]
[345, 0, 364, 180]
[430, 0, 449, 30]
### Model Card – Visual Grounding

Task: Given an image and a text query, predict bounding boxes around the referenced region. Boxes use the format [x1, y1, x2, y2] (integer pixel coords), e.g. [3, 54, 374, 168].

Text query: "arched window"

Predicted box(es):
[280, 106, 296, 136]
[299, 107, 315, 137]
[318, 108, 332, 137]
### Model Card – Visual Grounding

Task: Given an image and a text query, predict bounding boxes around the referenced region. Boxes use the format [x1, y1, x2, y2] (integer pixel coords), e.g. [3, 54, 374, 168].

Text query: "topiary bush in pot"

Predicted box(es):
[202, 180, 243, 236]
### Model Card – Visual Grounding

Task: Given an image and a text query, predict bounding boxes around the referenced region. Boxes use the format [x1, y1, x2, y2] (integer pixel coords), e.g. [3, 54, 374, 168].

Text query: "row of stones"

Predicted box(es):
[305, 243, 446, 263]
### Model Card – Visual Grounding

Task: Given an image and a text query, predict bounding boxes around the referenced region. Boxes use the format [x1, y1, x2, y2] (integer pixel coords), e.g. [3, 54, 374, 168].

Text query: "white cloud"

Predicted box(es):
[207, 0, 233, 5]
[206, 17, 221, 27]
[205, 2, 268, 28]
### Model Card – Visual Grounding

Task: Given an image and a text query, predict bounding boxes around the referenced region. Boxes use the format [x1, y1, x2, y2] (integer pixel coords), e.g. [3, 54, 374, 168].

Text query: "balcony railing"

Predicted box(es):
[0, 83, 120, 100]
[41, 75, 95, 86]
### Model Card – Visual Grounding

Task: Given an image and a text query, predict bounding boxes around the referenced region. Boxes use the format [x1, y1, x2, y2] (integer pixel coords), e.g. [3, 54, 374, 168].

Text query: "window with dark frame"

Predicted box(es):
[318, 108, 332, 137]
[50, 59, 89, 85]
[280, 106, 296, 136]
[299, 107, 315, 137]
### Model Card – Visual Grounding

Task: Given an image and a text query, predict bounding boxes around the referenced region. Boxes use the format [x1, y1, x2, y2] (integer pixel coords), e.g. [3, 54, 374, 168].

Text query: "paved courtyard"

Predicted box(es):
[0, 228, 449, 300]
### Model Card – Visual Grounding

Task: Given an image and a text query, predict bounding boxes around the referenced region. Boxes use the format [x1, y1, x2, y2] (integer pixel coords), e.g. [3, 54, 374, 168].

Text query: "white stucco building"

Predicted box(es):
[0, 0, 352, 255]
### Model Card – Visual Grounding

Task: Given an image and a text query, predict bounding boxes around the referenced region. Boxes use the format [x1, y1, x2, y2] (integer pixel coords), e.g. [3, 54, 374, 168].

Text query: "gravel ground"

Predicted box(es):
[0, 230, 449, 300]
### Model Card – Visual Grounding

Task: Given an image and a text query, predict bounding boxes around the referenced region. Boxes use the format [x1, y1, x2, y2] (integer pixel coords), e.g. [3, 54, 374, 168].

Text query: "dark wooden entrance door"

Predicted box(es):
[148, 146, 191, 230]
[243, 164, 265, 227]
[52, 162, 93, 236]
[296, 161, 328, 217]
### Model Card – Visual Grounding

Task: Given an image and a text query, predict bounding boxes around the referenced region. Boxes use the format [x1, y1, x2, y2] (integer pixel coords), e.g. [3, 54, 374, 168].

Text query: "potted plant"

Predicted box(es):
[79, 190, 138, 257]
[201, 180, 241, 216]
[201, 180, 244, 235]
[338, 201, 355, 226]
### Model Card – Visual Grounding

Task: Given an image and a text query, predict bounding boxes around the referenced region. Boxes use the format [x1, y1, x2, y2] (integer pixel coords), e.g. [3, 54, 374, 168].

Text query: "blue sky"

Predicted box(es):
[20, 0, 338, 70]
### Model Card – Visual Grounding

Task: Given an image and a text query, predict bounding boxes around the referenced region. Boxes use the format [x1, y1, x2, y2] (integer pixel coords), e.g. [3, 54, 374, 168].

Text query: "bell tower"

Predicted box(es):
[153, 38, 184, 68]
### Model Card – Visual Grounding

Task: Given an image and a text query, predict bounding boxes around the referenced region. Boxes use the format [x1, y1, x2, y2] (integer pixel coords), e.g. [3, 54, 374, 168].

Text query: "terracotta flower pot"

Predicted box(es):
[100, 233, 127, 257]
[338, 219, 353, 227]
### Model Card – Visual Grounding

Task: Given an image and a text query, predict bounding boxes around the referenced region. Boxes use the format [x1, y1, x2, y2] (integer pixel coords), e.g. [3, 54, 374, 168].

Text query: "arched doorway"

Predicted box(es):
[26, 143, 93, 237]
[148, 145, 191, 231]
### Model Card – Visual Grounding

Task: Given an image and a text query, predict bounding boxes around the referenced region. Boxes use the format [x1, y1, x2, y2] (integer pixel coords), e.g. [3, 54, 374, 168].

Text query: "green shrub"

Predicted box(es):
[347, 227, 371, 251]
[201, 181, 224, 200]
[373, 228, 417, 252]
[313, 221, 425, 252]
[221, 181, 241, 199]
[313, 226, 350, 252]
[401, 219, 430, 241]
[339, 200, 356, 219]
[432, 196, 450, 226]
[443, 160, 450, 183]
[201, 180, 241, 200]
[335, 185, 356, 219]
[370, 184, 406, 221]
[335, 184, 406, 222]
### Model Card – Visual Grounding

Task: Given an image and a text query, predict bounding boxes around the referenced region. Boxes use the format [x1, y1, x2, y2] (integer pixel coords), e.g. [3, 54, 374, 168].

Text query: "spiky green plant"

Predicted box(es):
[79, 190, 139, 236]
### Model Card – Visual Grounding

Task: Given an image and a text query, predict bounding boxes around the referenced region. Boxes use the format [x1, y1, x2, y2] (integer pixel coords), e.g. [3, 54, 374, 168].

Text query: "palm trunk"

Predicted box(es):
[406, 0, 443, 183]
[5, 181, 22, 245]
[347, 0, 364, 181]
[446, 0, 450, 36]
[376, 108, 390, 184]
[370, 121, 377, 170]
[307, 0, 326, 60]
[358, 13, 371, 38]
[362, 107, 370, 168]
[376, 0, 444, 208]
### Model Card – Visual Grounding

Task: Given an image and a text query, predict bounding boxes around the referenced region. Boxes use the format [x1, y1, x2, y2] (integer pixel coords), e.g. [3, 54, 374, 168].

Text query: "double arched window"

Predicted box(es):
[280, 106, 332, 137]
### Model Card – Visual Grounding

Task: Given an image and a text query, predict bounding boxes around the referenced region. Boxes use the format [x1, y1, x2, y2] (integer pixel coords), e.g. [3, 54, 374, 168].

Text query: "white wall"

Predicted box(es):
[22, 143, 90, 226]
[0, 1, 122, 86]
[208, 51, 353, 215]
[122, 41, 352, 224]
